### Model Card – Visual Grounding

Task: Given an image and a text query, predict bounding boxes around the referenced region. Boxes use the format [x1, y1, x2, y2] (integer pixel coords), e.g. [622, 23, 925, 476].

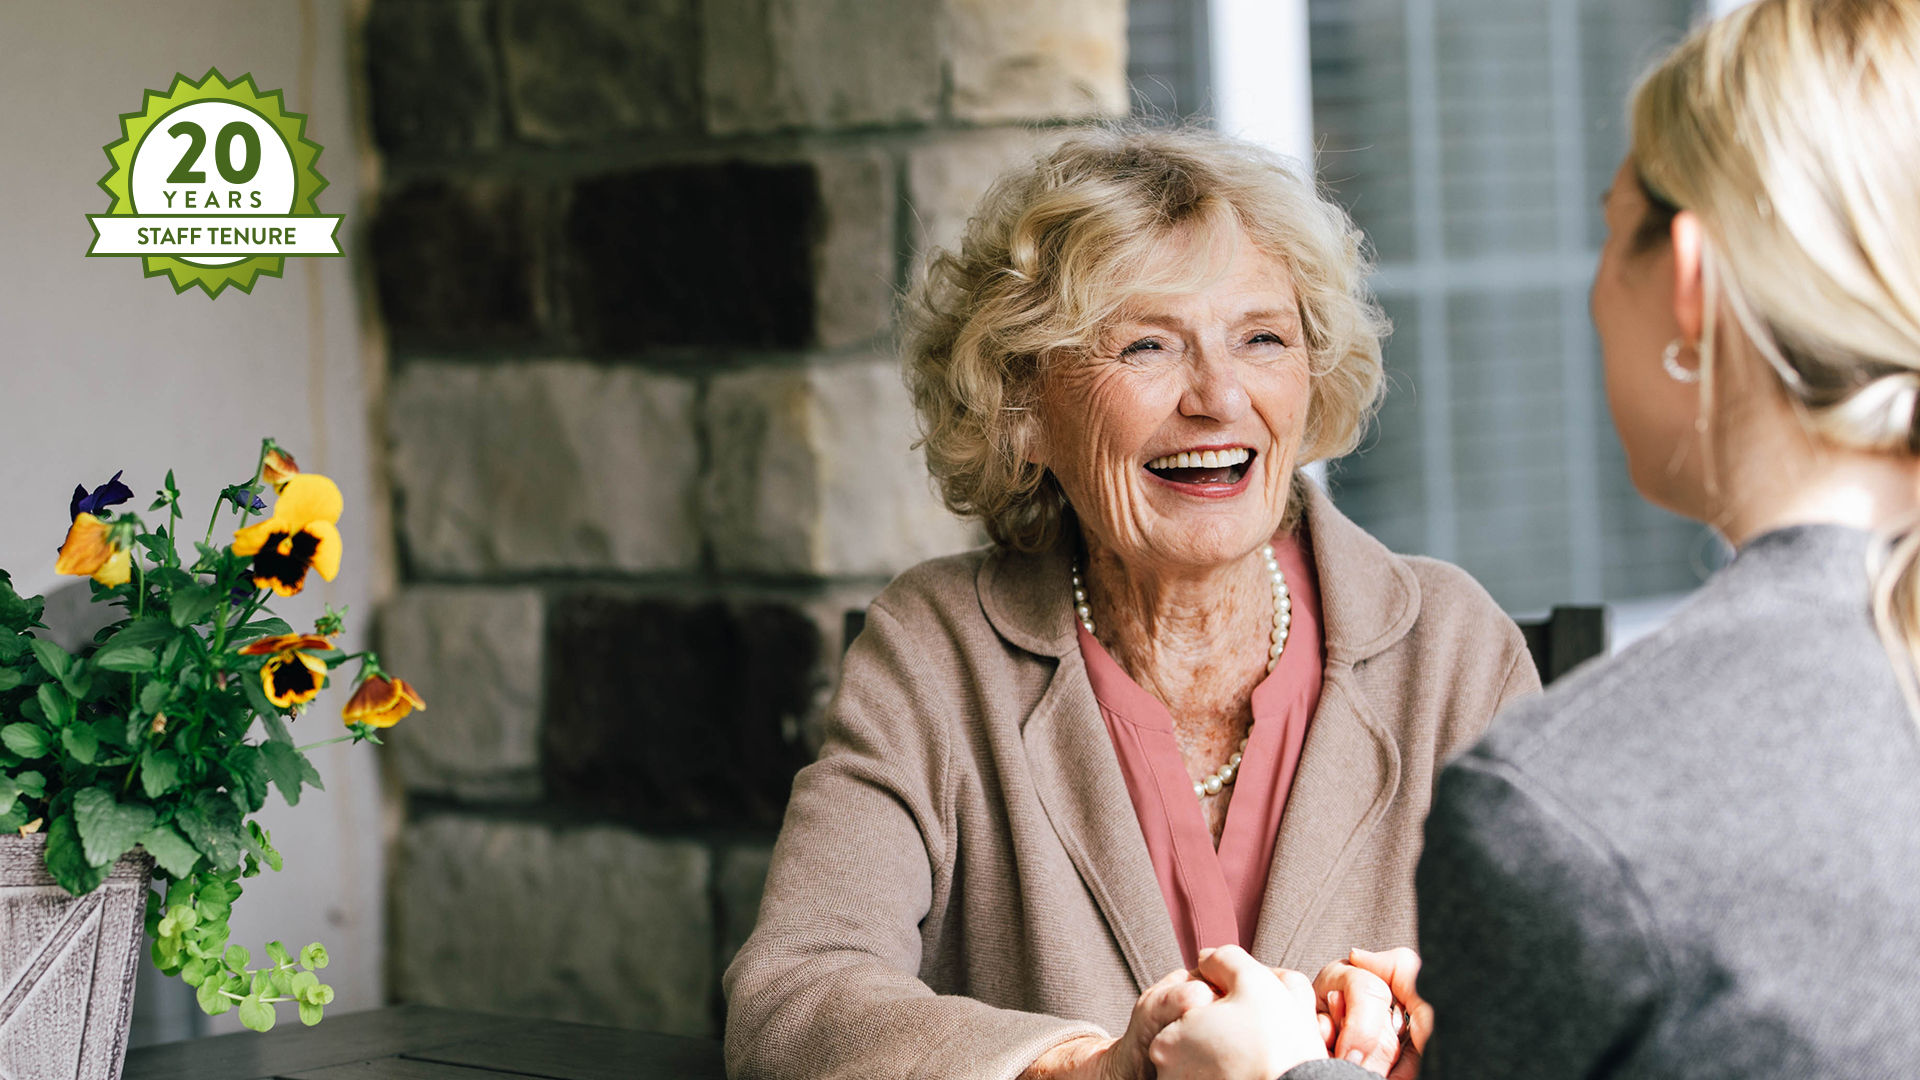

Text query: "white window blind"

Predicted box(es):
[1307, 0, 1717, 610]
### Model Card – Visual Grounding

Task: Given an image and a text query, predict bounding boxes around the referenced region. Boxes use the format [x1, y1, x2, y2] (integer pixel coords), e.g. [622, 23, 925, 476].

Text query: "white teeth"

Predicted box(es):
[1145, 447, 1252, 470]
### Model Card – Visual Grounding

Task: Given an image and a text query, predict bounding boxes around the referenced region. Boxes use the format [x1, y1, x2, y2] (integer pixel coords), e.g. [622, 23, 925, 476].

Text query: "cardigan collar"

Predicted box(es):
[977, 477, 1421, 667]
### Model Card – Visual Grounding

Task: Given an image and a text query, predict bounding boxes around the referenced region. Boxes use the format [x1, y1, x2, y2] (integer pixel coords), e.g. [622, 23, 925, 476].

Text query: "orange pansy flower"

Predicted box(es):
[55, 513, 131, 587]
[341, 675, 425, 729]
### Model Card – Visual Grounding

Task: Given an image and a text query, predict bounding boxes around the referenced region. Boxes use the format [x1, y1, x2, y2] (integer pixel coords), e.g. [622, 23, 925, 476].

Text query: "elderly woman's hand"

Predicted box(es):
[1020, 968, 1217, 1080]
[1340, 947, 1431, 1080]
[1146, 947, 1328, 1080]
[1313, 951, 1405, 1074]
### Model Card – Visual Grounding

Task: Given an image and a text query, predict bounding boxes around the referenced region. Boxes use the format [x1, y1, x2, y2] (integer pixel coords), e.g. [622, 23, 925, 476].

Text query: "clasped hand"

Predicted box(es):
[1104, 945, 1430, 1080]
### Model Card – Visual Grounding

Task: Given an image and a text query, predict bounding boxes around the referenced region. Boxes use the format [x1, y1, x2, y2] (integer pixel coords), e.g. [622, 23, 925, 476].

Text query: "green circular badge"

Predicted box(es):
[87, 69, 341, 298]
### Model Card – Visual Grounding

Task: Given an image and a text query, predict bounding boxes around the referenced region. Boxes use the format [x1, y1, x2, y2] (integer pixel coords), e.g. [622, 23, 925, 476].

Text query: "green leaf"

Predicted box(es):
[139, 748, 183, 798]
[261, 741, 311, 807]
[224, 746, 270, 812]
[229, 617, 293, 645]
[0, 572, 44, 632]
[138, 680, 171, 715]
[225, 944, 251, 971]
[44, 815, 109, 896]
[297, 1000, 324, 1026]
[28, 639, 72, 683]
[137, 824, 200, 878]
[35, 683, 74, 727]
[0, 775, 19, 817]
[308, 981, 334, 1006]
[289, 970, 318, 997]
[112, 619, 178, 650]
[170, 587, 220, 629]
[92, 715, 130, 752]
[269, 967, 293, 997]
[258, 710, 293, 745]
[299, 943, 328, 970]
[266, 940, 292, 966]
[238, 995, 276, 1032]
[195, 977, 232, 1016]
[0, 724, 49, 759]
[93, 643, 157, 673]
[241, 667, 280, 720]
[61, 662, 92, 702]
[73, 787, 156, 867]
[61, 724, 98, 765]
[14, 771, 44, 797]
[0, 669, 20, 692]
[175, 790, 246, 871]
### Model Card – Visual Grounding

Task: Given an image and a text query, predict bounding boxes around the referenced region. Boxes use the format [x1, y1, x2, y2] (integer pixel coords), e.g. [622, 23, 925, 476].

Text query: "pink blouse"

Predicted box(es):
[1078, 530, 1326, 969]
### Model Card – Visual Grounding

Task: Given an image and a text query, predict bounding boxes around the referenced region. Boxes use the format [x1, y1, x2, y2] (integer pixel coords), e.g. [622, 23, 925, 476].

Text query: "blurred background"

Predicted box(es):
[0, 0, 1737, 1046]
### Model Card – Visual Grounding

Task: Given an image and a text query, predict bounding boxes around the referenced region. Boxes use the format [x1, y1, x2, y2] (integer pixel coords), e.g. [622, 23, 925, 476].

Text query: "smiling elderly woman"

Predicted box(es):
[722, 126, 1539, 1080]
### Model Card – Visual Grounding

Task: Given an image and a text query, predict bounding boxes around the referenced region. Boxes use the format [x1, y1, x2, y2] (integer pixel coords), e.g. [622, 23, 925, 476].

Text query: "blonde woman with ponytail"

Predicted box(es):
[1140, 2, 1920, 1077]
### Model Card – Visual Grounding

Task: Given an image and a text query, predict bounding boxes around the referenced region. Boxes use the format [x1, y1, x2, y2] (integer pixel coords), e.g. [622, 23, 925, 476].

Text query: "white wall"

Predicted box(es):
[0, 0, 388, 1034]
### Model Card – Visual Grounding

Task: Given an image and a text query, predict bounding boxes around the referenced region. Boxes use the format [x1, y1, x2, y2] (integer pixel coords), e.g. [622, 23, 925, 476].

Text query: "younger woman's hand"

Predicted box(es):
[1147, 946, 1329, 1080]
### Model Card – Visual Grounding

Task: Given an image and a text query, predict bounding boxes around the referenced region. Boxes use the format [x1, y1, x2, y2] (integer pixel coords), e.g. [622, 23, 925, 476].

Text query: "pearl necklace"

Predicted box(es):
[1072, 543, 1291, 799]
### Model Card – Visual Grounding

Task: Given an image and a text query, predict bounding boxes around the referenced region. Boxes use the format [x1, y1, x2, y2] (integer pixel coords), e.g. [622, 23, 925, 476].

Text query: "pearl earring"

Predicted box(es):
[1662, 339, 1701, 384]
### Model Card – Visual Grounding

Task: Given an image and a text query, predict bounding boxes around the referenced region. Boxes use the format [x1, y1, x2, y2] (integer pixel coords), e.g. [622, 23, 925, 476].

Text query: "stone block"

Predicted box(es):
[716, 842, 774, 971]
[943, 0, 1128, 123]
[809, 148, 897, 349]
[371, 180, 551, 350]
[500, 0, 701, 142]
[904, 128, 1059, 265]
[388, 361, 701, 574]
[560, 163, 819, 350]
[703, 360, 980, 577]
[364, 0, 502, 154]
[703, 0, 941, 134]
[378, 586, 545, 801]
[543, 593, 824, 829]
[392, 816, 714, 1035]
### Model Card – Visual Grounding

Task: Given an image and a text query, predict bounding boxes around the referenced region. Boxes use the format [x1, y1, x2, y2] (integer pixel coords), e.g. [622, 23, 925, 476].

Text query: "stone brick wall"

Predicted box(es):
[362, 0, 1126, 1036]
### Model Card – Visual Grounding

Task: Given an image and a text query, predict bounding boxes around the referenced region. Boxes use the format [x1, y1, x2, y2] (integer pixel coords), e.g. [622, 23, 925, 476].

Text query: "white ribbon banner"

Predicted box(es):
[87, 215, 344, 257]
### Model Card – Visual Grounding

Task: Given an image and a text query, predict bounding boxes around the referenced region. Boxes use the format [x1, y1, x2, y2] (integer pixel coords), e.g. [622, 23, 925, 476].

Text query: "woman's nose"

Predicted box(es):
[1179, 344, 1251, 422]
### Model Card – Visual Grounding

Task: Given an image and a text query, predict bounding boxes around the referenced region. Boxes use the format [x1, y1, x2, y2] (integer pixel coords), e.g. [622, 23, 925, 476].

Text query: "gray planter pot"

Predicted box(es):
[0, 834, 153, 1080]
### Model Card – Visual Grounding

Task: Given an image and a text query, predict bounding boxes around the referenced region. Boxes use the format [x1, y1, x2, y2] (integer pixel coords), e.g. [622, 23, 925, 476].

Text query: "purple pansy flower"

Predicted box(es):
[70, 471, 134, 521]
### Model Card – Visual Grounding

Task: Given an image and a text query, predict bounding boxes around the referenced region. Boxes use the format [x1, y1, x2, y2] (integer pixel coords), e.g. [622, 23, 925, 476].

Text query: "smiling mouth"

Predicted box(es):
[1143, 447, 1255, 486]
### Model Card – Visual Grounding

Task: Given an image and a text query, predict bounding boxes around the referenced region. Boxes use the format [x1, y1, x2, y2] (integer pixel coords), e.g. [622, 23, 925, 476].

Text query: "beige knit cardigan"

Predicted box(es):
[723, 482, 1540, 1080]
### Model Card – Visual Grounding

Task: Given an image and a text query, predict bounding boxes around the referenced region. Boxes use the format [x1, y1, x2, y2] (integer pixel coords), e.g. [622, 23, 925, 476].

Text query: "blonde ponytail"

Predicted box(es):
[1631, 0, 1920, 708]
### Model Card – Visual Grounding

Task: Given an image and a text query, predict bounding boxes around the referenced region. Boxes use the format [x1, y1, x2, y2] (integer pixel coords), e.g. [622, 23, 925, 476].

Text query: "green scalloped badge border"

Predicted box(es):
[94, 69, 331, 298]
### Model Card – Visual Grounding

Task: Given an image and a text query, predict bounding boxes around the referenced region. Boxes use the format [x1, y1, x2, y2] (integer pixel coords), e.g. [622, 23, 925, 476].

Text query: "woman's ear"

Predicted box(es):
[1671, 210, 1706, 345]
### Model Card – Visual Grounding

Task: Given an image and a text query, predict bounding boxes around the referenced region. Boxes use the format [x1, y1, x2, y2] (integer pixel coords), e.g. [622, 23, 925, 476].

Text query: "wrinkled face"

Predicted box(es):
[1592, 157, 1703, 518]
[1030, 225, 1312, 573]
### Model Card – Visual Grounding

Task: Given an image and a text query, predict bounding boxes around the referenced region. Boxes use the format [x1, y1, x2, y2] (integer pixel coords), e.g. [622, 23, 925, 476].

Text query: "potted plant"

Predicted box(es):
[0, 440, 422, 1080]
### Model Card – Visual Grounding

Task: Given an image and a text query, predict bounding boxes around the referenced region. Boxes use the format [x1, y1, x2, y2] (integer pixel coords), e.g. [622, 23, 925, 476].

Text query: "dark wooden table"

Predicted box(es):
[121, 1004, 727, 1080]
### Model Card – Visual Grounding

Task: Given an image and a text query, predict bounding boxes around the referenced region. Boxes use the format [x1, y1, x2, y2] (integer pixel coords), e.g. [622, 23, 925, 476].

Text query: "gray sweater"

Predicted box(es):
[1290, 524, 1920, 1079]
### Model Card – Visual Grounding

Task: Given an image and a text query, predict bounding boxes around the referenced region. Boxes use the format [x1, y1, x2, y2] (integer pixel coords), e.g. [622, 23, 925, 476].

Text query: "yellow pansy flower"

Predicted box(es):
[232, 474, 343, 597]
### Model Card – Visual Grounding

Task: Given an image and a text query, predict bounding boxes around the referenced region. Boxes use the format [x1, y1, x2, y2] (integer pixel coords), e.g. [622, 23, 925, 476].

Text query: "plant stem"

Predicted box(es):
[295, 734, 355, 752]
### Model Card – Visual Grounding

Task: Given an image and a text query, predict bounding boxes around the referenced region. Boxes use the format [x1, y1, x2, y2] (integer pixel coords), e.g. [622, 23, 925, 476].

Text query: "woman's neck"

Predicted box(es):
[1081, 537, 1274, 708]
[1714, 418, 1920, 548]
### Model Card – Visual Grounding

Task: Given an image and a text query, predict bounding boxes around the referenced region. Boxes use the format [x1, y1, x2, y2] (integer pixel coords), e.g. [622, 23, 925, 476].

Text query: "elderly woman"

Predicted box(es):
[722, 126, 1537, 1080]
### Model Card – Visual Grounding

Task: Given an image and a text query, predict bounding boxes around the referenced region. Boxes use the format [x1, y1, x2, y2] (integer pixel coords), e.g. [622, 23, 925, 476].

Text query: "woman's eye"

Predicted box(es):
[1249, 332, 1285, 346]
[1119, 338, 1164, 356]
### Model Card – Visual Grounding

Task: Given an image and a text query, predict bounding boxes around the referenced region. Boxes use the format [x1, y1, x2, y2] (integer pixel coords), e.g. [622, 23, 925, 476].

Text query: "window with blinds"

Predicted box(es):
[1308, 0, 1717, 612]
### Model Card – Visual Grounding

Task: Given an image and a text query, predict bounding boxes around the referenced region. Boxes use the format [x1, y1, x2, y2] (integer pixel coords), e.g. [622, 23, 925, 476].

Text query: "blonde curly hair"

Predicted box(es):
[903, 124, 1388, 553]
